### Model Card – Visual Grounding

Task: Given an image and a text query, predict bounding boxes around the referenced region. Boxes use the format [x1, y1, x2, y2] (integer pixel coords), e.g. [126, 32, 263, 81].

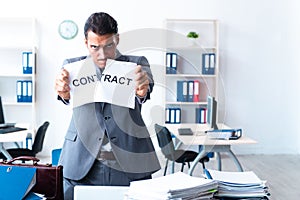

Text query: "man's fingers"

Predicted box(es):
[55, 69, 70, 93]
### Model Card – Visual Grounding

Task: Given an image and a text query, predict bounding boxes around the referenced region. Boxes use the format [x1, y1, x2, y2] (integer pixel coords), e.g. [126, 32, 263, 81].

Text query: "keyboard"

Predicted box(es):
[0, 127, 27, 134]
[0, 123, 16, 128]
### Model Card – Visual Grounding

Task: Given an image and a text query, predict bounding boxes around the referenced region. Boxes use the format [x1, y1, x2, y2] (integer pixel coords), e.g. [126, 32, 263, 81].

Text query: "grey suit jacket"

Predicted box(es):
[58, 54, 161, 181]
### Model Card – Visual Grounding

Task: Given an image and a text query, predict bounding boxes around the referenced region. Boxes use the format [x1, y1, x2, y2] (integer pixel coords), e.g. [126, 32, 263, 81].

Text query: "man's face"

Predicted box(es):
[85, 31, 119, 69]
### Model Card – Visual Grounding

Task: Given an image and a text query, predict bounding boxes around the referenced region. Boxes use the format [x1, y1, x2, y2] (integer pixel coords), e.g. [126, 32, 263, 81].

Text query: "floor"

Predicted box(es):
[38, 153, 300, 200]
[152, 154, 300, 200]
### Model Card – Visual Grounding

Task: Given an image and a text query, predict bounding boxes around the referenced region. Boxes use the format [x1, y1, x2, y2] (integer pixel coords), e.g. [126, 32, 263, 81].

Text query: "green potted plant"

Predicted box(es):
[187, 31, 199, 39]
[187, 31, 199, 45]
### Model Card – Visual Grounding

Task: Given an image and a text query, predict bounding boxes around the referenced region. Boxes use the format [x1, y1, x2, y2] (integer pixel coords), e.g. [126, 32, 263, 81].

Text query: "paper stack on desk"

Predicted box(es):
[204, 169, 270, 199]
[126, 172, 218, 200]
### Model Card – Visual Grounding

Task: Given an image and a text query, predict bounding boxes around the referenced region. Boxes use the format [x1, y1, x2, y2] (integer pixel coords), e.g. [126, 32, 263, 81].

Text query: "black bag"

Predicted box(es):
[0, 156, 64, 200]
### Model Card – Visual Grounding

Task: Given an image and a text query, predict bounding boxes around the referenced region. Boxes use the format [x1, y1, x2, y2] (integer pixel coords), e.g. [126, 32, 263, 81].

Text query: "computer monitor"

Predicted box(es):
[207, 95, 218, 130]
[0, 96, 5, 124]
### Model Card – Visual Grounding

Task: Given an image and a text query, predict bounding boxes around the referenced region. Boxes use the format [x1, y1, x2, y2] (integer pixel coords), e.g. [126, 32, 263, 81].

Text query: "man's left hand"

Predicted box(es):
[135, 65, 149, 98]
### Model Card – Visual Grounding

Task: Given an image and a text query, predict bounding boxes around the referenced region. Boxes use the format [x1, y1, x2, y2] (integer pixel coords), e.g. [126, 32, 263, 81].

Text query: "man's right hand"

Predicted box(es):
[55, 69, 71, 100]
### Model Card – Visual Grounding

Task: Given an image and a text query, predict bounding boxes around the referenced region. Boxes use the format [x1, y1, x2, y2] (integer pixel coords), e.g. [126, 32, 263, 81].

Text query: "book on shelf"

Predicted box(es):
[166, 52, 177, 74]
[202, 53, 215, 75]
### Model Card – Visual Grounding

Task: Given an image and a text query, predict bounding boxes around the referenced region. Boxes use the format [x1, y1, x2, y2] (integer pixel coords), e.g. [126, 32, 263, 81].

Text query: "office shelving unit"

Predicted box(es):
[0, 18, 37, 130]
[164, 19, 219, 124]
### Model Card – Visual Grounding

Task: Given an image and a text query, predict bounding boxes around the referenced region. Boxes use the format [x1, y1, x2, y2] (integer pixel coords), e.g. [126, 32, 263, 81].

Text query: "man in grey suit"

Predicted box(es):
[54, 12, 160, 199]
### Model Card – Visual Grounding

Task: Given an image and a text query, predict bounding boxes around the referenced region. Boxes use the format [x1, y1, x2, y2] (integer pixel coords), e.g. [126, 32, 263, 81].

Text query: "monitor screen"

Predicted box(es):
[207, 95, 218, 130]
[0, 96, 5, 124]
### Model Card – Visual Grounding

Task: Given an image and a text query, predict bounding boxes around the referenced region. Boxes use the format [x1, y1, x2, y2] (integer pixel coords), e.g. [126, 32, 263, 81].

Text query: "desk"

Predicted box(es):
[0, 125, 29, 160]
[165, 123, 257, 176]
[74, 186, 129, 200]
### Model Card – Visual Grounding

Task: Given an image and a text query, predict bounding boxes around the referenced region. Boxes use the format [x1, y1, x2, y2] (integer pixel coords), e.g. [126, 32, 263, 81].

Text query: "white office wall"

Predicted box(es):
[0, 0, 299, 156]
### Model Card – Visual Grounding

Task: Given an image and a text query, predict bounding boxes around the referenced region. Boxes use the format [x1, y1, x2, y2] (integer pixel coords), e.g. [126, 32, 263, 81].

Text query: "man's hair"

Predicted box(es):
[84, 12, 118, 38]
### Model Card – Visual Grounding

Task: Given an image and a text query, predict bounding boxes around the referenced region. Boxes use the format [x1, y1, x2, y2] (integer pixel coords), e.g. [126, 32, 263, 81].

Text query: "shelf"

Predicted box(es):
[166, 19, 218, 22]
[3, 102, 34, 106]
[167, 46, 217, 51]
[0, 45, 35, 50]
[166, 74, 216, 78]
[0, 17, 37, 129]
[166, 101, 207, 105]
[0, 74, 34, 78]
[164, 19, 219, 124]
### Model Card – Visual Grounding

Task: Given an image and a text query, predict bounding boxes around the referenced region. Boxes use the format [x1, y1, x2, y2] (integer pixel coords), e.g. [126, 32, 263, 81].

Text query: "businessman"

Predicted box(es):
[55, 12, 160, 199]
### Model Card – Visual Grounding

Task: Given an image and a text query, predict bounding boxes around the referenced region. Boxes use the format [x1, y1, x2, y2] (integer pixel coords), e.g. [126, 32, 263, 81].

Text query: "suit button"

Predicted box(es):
[104, 116, 111, 120]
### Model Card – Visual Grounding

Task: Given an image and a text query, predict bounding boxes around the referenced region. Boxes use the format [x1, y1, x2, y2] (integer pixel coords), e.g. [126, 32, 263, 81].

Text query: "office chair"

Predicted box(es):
[154, 123, 209, 175]
[0, 121, 50, 160]
[51, 148, 62, 166]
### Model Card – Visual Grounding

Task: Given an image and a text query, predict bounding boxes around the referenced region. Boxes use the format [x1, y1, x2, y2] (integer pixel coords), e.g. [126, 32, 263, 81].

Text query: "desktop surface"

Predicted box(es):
[166, 123, 257, 174]
[166, 123, 257, 145]
[74, 186, 129, 200]
[0, 127, 27, 134]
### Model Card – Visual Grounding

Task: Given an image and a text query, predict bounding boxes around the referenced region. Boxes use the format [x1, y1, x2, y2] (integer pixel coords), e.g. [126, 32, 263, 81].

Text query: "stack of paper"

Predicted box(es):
[205, 169, 270, 199]
[126, 172, 218, 200]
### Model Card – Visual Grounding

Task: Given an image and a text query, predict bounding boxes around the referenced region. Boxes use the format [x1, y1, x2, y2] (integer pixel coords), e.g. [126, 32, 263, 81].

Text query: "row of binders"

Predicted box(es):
[166, 52, 177, 74]
[166, 107, 207, 124]
[177, 80, 200, 102]
[166, 52, 216, 75]
[16, 80, 33, 102]
[22, 51, 34, 74]
[165, 108, 181, 124]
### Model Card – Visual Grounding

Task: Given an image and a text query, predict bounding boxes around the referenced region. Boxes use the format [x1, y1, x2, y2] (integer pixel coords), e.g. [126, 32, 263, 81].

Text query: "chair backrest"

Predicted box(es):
[154, 124, 175, 158]
[32, 121, 50, 154]
[51, 148, 62, 166]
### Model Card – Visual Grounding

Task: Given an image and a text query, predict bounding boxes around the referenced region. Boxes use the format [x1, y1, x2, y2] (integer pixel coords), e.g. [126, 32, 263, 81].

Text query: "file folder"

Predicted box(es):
[193, 80, 200, 102]
[22, 52, 33, 74]
[171, 53, 177, 74]
[22, 52, 29, 73]
[175, 108, 181, 123]
[28, 52, 34, 69]
[169, 108, 176, 124]
[23, 81, 28, 102]
[188, 80, 194, 102]
[27, 80, 33, 102]
[177, 80, 188, 102]
[196, 107, 207, 123]
[166, 53, 171, 74]
[0, 166, 36, 200]
[165, 108, 170, 123]
[17, 80, 23, 102]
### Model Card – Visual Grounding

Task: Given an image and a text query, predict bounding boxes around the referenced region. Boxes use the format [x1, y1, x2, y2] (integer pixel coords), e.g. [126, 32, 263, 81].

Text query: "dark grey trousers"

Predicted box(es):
[63, 159, 151, 200]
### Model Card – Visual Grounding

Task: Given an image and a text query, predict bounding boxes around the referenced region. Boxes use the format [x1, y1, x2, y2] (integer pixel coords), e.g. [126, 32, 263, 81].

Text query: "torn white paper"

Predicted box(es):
[63, 57, 136, 109]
